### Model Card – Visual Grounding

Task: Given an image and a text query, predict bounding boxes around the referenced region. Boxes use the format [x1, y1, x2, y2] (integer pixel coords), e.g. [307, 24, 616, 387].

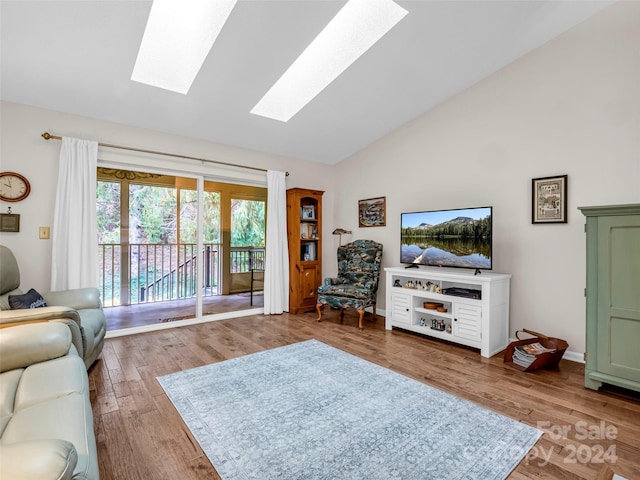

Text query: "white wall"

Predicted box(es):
[0, 102, 336, 294]
[2, 2, 639, 358]
[333, 1, 640, 357]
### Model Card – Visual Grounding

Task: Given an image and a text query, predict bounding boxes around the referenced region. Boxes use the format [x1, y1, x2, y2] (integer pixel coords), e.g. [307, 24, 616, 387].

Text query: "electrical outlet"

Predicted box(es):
[39, 226, 50, 239]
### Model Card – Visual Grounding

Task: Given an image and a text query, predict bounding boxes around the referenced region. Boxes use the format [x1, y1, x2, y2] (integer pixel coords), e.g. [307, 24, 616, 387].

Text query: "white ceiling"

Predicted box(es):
[1, 0, 613, 165]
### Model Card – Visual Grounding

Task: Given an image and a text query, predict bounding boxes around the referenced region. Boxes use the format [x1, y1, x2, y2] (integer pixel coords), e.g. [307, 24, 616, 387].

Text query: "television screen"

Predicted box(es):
[401, 206, 492, 270]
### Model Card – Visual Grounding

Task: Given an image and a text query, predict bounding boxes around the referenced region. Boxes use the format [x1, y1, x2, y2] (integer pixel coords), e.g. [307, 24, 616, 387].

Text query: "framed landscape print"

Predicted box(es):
[359, 196, 386, 227]
[532, 175, 568, 224]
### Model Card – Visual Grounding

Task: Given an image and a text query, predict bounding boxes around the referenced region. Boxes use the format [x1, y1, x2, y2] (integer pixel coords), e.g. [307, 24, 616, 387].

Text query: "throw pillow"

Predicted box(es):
[8, 288, 48, 309]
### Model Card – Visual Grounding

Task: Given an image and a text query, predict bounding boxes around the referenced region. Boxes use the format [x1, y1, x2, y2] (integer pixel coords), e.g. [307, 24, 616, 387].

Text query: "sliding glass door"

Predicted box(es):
[97, 167, 266, 331]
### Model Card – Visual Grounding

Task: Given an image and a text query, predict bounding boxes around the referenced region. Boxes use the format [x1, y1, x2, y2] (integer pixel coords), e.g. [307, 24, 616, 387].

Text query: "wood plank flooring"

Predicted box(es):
[89, 310, 640, 480]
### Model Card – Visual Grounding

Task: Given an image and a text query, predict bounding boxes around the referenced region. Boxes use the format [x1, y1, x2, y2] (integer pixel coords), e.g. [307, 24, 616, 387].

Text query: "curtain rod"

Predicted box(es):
[41, 132, 288, 176]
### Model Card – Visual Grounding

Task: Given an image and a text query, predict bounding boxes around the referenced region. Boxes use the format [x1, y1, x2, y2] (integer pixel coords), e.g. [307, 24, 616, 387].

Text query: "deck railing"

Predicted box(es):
[99, 243, 264, 307]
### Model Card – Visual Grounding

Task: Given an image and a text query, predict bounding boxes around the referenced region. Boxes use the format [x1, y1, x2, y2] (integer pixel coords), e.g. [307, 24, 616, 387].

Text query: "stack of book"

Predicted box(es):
[512, 342, 557, 368]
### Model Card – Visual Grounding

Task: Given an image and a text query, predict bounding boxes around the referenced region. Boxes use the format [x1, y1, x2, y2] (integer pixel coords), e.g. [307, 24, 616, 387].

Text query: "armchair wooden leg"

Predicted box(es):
[357, 309, 365, 330]
[316, 303, 323, 322]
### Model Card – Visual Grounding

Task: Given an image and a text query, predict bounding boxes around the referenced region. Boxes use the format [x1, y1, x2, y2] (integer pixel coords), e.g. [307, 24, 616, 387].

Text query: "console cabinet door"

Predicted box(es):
[390, 293, 412, 325]
[453, 303, 482, 342]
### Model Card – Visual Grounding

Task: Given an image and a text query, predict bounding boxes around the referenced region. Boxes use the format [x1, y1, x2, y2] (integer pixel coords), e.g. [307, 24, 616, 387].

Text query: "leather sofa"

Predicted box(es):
[0, 245, 106, 369]
[0, 322, 99, 479]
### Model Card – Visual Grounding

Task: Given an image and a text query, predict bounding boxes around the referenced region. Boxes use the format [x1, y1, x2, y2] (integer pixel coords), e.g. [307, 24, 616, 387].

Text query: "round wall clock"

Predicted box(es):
[0, 172, 31, 202]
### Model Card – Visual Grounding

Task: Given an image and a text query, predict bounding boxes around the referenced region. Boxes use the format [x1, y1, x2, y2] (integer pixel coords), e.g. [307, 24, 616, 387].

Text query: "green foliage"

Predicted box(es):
[97, 182, 262, 247]
[179, 190, 221, 243]
[402, 216, 491, 240]
[231, 199, 265, 247]
[129, 184, 177, 243]
[96, 181, 121, 244]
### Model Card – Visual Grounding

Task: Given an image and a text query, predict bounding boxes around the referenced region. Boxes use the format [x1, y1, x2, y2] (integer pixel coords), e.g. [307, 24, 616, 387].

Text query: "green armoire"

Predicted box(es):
[579, 204, 640, 393]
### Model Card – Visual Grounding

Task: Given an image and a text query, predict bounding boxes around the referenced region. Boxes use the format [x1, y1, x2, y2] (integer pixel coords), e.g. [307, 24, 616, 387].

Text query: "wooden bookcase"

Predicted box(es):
[286, 188, 324, 314]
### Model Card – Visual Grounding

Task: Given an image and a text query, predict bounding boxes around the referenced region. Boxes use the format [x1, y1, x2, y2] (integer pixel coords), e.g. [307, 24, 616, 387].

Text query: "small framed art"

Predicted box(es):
[358, 196, 386, 227]
[0, 213, 20, 232]
[532, 175, 568, 224]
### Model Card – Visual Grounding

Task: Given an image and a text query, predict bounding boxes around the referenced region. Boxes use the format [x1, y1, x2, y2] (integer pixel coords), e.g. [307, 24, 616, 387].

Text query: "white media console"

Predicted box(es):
[385, 267, 511, 358]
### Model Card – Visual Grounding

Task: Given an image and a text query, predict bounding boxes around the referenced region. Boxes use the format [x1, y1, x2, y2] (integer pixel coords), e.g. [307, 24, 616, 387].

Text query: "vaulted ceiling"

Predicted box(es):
[0, 1, 613, 164]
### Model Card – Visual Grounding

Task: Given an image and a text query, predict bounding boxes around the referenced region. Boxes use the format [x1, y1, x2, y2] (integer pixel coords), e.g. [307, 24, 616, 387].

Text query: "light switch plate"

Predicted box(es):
[39, 226, 50, 239]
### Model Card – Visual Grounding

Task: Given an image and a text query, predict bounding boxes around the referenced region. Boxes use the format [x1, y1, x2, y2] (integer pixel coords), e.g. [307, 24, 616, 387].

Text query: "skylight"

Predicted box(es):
[251, 0, 408, 122]
[131, 0, 237, 94]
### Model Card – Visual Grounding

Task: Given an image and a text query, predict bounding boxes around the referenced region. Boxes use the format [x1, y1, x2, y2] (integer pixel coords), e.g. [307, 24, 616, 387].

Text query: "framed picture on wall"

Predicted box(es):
[0, 213, 20, 232]
[532, 175, 568, 224]
[359, 196, 386, 227]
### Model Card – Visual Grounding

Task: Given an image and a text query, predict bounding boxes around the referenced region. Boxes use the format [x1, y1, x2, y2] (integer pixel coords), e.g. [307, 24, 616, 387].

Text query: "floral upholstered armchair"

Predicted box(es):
[316, 240, 383, 330]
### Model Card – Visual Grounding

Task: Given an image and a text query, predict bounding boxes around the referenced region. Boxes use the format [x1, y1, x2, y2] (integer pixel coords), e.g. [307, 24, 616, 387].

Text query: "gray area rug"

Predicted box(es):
[157, 340, 541, 480]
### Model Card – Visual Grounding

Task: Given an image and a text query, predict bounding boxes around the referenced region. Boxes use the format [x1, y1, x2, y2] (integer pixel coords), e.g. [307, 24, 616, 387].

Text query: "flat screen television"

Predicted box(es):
[401, 206, 492, 271]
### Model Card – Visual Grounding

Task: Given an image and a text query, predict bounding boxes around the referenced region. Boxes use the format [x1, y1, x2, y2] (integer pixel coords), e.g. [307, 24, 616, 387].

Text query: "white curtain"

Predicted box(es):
[50, 137, 99, 291]
[263, 170, 289, 314]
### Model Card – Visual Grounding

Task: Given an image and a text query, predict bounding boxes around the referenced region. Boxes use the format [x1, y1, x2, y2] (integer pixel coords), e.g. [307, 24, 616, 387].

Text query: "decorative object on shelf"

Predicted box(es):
[423, 301, 443, 310]
[0, 206, 20, 232]
[358, 196, 386, 227]
[393, 279, 401, 287]
[430, 318, 446, 331]
[0, 171, 31, 202]
[532, 174, 567, 224]
[301, 205, 315, 219]
[332, 228, 352, 246]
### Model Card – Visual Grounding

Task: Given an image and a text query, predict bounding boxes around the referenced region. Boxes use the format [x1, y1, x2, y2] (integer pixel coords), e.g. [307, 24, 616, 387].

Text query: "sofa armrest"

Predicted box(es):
[0, 322, 72, 372]
[43, 287, 102, 311]
[323, 277, 342, 286]
[0, 306, 80, 326]
[0, 439, 78, 480]
[0, 306, 84, 358]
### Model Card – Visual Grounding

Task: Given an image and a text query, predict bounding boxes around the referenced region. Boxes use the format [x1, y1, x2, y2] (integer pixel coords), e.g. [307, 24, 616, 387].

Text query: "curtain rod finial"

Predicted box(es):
[42, 132, 52, 140]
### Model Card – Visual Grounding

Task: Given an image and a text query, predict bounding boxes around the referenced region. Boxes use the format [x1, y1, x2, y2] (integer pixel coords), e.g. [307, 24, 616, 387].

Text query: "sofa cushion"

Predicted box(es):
[0, 322, 71, 373]
[1, 354, 98, 480]
[0, 439, 78, 480]
[0, 369, 23, 436]
[317, 284, 372, 300]
[8, 288, 47, 309]
[0, 245, 20, 297]
[14, 355, 86, 410]
[0, 287, 22, 311]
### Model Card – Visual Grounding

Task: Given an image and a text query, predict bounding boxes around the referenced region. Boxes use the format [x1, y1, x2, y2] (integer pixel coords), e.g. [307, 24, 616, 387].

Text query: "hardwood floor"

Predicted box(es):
[89, 310, 640, 480]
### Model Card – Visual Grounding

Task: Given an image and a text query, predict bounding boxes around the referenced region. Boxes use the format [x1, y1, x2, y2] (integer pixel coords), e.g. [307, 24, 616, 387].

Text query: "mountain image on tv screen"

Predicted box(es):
[401, 207, 492, 270]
